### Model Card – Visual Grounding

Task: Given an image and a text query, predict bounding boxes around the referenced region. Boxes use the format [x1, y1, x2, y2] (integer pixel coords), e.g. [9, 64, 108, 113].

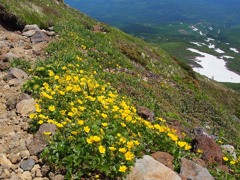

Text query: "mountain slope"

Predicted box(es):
[1, 0, 240, 178]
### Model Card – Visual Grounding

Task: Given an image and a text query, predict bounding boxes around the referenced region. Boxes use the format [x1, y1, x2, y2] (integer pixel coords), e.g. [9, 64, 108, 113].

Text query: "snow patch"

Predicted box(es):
[230, 48, 239, 53]
[187, 48, 240, 83]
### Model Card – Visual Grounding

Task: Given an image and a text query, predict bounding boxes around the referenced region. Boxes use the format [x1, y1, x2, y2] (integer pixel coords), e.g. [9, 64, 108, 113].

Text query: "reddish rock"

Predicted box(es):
[192, 135, 223, 164]
[151, 151, 174, 170]
[137, 106, 154, 121]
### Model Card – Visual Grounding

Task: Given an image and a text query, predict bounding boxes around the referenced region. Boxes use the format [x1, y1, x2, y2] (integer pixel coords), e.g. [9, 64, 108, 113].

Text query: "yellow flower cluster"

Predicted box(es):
[28, 55, 192, 176]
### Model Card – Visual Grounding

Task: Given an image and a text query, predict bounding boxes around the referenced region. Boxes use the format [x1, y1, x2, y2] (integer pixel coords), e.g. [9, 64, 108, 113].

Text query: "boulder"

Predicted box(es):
[28, 124, 56, 155]
[16, 98, 35, 115]
[180, 158, 214, 180]
[192, 135, 223, 164]
[137, 106, 155, 121]
[151, 151, 174, 170]
[126, 155, 181, 180]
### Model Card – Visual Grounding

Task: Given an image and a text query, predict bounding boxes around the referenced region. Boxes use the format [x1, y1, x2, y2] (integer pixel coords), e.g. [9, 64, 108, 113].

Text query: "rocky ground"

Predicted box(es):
[0, 24, 64, 180]
[0, 24, 237, 180]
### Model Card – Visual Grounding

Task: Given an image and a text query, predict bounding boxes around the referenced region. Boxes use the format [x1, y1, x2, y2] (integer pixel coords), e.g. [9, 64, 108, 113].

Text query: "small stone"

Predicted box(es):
[35, 169, 42, 177]
[16, 98, 35, 115]
[8, 153, 21, 164]
[40, 165, 50, 177]
[52, 174, 64, 180]
[8, 78, 23, 86]
[23, 24, 40, 32]
[22, 30, 36, 37]
[137, 106, 155, 121]
[0, 154, 14, 169]
[46, 31, 56, 36]
[9, 67, 28, 80]
[180, 158, 214, 180]
[5, 33, 20, 42]
[20, 159, 35, 171]
[221, 144, 237, 160]
[24, 44, 32, 50]
[20, 150, 30, 159]
[1, 169, 11, 179]
[2, 52, 17, 62]
[151, 151, 174, 170]
[21, 171, 32, 180]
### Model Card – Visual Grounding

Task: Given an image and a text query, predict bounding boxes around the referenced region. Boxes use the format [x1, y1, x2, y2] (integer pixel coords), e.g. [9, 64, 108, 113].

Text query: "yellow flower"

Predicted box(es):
[127, 141, 134, 149]
[177, 141, 187, 148]
[56, 123, 63, 128]
[92, 136, 101, 142]
[197, 149, 203, 154]
[119, 165, 127, 173]
[68, 112, 74, 117]
[38, 120, 44, 125]
[125, 151, 134, 161]
[184, 143, 191, 151]
[102, 123, 108, 127]
[230, 160, 235, 165]
[84, 126, 90, 133]
[167, 133, 178, 142]
[54, 75, 60, 80]
[121, 123, 126, 127]
[101, 113, 107, 118]
[71, 131, 78, 135]
[98, 145, 106, 154]
[109, 146, 116, 151]
[48, 70, 54, 76]
[29, 113, 36, 119]
[119, 148, 127, 153]
[48, 105, 55, 112]
[223, 157, 229, 161]
[43, 132, 52, 136]
[78, 120, 84, 125]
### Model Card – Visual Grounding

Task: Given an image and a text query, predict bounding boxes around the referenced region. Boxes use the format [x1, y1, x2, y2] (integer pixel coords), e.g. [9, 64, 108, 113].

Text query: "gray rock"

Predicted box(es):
[46, 31, 56, 36]
[6, 94, 19, 110]
[23, 24, 40, 32]
[180, 158, 214, 180]
[20, 158, 35, 171]
[38, 123, 57, 136]
[221, 145, 237, 160]
[9, 67, 28, 80]
[16, 98, 35, 115]
[31, 30, 51, 43]
[126, 155, 181, 180]
[22, 30, 36, 37]
[28, 124, 56, 155]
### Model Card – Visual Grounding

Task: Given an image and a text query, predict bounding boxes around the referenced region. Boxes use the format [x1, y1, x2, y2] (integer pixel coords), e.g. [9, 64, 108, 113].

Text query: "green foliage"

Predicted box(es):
[10, 58, 31, 72]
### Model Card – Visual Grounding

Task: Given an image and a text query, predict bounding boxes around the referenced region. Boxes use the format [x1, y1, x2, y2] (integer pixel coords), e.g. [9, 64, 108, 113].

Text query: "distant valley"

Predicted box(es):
[65, 0, 240, 84]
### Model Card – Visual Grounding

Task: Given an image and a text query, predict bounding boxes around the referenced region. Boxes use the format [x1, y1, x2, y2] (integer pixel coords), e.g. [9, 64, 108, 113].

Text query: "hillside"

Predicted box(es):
[0, 0, 240, 179]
